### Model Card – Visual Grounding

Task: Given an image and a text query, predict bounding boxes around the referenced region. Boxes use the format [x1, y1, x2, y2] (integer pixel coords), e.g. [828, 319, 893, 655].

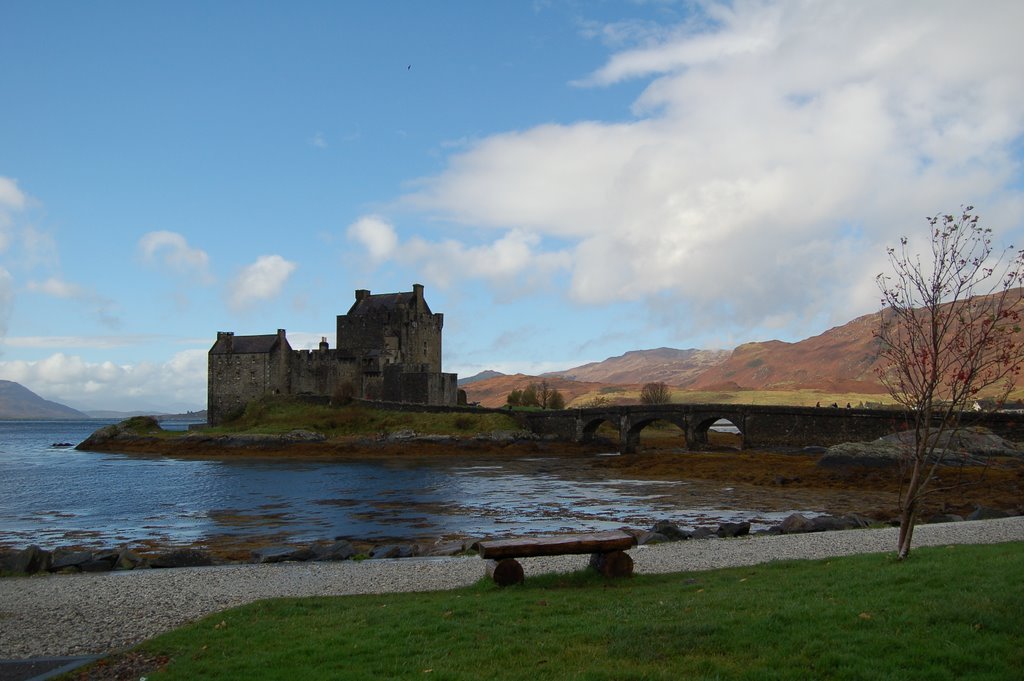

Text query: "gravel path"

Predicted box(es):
[2, 517, 1022, 660]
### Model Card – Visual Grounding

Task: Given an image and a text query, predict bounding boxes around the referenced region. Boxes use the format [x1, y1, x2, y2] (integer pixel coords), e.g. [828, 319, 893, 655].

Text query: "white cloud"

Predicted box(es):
[26, 276, 84, 299]
[23, 275, 120, 328]
[0, 176, 28, 247]
[0, 176, 27, 211]
[138, 230, 213, 283]
[0, 267, 12, 339]
[401, 230, 571, 296]
[310, 131, 328, 149]
[399, 0, 1024, 338]
[1, 335, 154, 349]
[227, 254, 297, 310]
[346, 215, 398, 262]
[0, 349, 208, 411]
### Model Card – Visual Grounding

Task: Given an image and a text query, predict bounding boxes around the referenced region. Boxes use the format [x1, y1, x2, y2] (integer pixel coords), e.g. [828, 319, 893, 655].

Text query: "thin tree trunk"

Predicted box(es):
[897, 501, 917, 560]
[897, 455, 924, 560]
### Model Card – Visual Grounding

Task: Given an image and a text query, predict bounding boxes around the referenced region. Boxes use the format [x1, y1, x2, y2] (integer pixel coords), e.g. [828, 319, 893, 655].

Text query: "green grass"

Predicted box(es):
[115, 542, 1023, 680]
[208, 397, 520, 438]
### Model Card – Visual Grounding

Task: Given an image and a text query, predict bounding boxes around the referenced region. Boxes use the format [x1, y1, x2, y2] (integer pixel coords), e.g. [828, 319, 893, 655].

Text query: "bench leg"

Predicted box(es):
[487, 558, 524, 586]
[589, 550, 633, 578]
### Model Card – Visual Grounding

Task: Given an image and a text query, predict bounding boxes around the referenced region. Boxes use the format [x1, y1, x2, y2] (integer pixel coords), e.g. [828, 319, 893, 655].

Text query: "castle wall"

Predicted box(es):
[208, 348, 289, 423]
[382, 365, 458, 406]
[288, 349, 360, 397]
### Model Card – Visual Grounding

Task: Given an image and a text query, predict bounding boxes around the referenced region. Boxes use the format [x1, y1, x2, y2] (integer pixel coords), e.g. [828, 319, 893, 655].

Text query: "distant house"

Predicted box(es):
[207, 284, 457, 423]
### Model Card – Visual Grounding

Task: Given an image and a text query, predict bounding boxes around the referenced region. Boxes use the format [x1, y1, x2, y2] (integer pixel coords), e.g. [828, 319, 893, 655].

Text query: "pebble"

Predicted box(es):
[1, 517, 1021, 660]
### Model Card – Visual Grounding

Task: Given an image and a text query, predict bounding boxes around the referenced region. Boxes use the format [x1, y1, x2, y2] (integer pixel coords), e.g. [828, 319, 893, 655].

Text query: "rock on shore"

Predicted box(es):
[819, 426, 1022, 469]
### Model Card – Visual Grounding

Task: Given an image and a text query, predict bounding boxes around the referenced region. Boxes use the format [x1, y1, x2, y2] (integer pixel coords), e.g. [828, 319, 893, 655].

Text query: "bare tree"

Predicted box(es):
[547, 389, 566, 410]
[640, 381, 672, 405]
[875, 206, 1024, 559]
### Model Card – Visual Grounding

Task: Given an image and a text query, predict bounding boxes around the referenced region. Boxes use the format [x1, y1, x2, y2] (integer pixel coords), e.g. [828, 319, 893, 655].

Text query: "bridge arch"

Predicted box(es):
[623, 414, 690, 453]
[692, 415, 744, 449]
[580, 416, 619, 443]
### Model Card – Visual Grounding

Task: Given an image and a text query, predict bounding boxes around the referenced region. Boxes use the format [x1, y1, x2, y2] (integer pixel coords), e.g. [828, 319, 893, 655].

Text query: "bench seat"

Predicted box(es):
[474, 530, 637, 586]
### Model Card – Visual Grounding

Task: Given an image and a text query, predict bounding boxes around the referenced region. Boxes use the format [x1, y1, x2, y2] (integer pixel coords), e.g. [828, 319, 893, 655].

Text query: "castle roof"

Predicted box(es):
[347, 288, 432, 316]
[209, 333, 289, 354]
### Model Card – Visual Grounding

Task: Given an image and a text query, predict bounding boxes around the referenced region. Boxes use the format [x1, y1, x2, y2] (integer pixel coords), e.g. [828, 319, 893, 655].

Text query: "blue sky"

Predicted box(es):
[2, 1, 1023, 412]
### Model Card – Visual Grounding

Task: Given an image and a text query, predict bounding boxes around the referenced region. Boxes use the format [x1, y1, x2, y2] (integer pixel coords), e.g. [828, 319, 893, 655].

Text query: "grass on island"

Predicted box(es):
[97, 542, 1023, 681]
[210, 397, 521, 439]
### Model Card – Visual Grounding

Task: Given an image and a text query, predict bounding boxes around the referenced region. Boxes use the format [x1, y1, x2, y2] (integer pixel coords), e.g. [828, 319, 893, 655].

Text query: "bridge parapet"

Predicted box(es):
[519, 403, 1024, 453]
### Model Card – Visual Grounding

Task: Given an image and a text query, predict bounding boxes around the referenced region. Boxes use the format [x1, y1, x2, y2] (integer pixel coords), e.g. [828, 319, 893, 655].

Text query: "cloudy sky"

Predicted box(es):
[2, 1, 1023, 412]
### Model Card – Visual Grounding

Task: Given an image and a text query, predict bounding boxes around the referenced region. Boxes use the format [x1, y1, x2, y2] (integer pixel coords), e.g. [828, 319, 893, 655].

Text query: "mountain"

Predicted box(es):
[684, 311, 885, 393]
[458, 370, 506, 386]
[0, 381, 90, 419]
[544, 348, 730, 385]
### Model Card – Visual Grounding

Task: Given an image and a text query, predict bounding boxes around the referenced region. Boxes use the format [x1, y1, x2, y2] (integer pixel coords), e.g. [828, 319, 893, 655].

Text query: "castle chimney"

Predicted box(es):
[217, 331, 234, 352]
[413, 283, 424, 307]
[319, 336, 329, 351]
[355, 289, 370, 302]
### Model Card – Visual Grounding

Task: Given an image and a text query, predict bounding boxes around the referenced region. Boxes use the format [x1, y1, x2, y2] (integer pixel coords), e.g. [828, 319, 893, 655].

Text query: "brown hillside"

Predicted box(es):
[687, 311, 886, 393]
[463, 374, 626, 409]
[545, 347, 729, 385]
[688, 288, 1024, 394]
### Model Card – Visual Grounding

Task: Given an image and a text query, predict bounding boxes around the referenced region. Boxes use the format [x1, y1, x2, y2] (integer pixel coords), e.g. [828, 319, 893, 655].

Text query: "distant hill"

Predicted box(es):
[85, 409, 208, 422]
[684, 311, 886, 393]
[0, 381, 89, 419]
[457, 370, 506, 386]
[545, 347, 730, 385]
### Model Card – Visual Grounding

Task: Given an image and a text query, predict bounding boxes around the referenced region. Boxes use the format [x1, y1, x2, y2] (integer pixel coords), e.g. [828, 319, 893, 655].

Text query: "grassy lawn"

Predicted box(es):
[107, 542, 1023, 680]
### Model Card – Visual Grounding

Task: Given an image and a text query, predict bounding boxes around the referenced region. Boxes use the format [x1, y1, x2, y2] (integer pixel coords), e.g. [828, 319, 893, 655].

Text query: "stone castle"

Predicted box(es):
[207, 284, 457, 424]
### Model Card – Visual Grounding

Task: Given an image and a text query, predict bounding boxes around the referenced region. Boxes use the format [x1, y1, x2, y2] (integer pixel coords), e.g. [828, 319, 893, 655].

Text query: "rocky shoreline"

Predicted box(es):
[4, 504, 1018, 577]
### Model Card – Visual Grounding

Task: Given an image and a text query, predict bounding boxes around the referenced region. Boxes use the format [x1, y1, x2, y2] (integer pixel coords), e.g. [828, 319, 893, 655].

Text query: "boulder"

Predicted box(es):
[0, 549, 18, 572]
[844, 513, 874, 529]
[80, 555, 116, 572]
[369, 544, 418, 559]
[818, 441, 902, 469]
[806, 515, 859, 532]
[421, 541, 467, 557]
[11, 545, 52, 574]
[779, 513, 814, 534]
[115, 548, 145, 570]
[651, 520, 691, 541]
[716, 522, 750, 538]
[690, 527, 718, 540]
[967, 506, 1012, 521]
[927, 513, 964, 524]
[251, 546, 304, 564]
[149, 548, 214, 569]
[50, 549, 95, 572]
[636, 531, 670, 546]
[312, 540, 357, 562]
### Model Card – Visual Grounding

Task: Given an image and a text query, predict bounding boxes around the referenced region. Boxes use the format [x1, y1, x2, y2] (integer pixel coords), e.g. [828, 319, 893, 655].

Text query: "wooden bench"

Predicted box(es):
[473, 530, 637, 586]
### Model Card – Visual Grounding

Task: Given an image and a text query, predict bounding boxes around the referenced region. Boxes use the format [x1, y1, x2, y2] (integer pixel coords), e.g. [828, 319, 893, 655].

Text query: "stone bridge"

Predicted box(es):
[518, 403, 1024, 453]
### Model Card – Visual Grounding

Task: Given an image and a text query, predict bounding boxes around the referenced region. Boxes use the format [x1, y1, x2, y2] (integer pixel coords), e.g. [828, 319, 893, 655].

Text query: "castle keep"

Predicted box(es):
[207, 284, 457, 423]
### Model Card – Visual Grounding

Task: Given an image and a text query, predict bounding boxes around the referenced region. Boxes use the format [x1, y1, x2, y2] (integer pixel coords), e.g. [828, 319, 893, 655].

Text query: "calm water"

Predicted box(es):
[0, 420, 811, 551]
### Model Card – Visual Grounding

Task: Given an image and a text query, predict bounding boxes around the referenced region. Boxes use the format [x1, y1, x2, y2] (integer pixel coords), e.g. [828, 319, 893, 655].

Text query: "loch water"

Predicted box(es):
[1, 420, 814, 552]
